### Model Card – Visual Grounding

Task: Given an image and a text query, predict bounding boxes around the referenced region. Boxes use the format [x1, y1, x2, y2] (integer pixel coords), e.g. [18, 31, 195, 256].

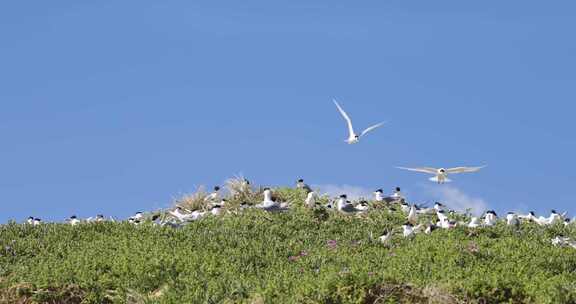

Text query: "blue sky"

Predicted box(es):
[1, 1, 575, 222]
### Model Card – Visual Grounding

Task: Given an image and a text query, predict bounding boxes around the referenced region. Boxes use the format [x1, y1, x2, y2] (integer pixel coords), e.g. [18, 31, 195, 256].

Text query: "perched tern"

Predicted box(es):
[68, 215, 81, 226]
[506, 212, 520, 228]
[33, 218, 42, 226]
[483, 210, 498, 226]
[400, 201, 410, 213]
[333, 99, 385, 144]
[255, 188, 288, 212]
[378, 230, 392, 245]
[169, 207, 196, 222]
[468, 217, 481, 228]
[397, 166, 485, 184]
[373, 189, 384, 202]
[205, 186, 221, 202]
[355, 201, 370, 212]
[407, 205, 418, 224]
[296, 179, 312, 193]
[424, 224, 437, 234]
[336, 195, 362, 214]
[210, 205, 222, 216]
[305, 191, 317, 208]
[391, 187, 403, 200]
[26, 217, 34, 225]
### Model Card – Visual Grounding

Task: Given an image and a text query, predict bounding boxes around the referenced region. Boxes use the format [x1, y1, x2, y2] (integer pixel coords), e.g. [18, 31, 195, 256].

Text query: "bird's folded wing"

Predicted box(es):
[446, 166, 485, 174]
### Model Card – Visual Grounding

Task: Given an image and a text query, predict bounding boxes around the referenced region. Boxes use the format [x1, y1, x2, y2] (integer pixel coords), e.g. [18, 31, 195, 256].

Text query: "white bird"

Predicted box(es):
[255, 188, 288, 212]
[68, 215, 81, 226]
[402, 223, 416, 238]
[397, 166, 485, 184]
[483, 210, 498, 226]
[506, 212, 520, 227]
[552, 236, 576, 249]
[132, 212, 144, 220]
[378, 230, 392, 245]
[210, 205, 222, 216]
[26, 216, 34, 225]
[468, 217, 481, 228]
[400, 201, 410, 213]
[333, 99, 385, 144]
[355, 201, 370, 212]
[128, 218, 141, 225]
[169, 207, 196, 222]
[373, 189, 385, 202]
[204, 186, 221, 202]
[87, 214, 106, 223]
[436, 210, 449, 223]
[402, 223, 423, 237]
[424, 224, 437, 234]
[336, 195, 362, 214]
[519, 211, 539, 223]
[407, 205, 418, 224]
[33, 218, 42, 226]
[530, 210, 563, 226]
[296, 179, 313, 193]
[391, 187, 403, 200]
[437, 218, 454, 229]
[305, 191, 317, 208]
[547, 210, 564, 225]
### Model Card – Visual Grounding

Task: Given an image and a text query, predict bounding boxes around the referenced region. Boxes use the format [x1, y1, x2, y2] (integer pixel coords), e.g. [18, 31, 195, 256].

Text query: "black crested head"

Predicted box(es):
[340, 194, 347, 198]
[71, 215, 77, 219]
[214, 186, 220, 191]
[396, 187, 401, 192]
[151, 214, 160, 221]
[297, 179, 304, 183]
[529, 211, 535, 216]
[551, 209, 557, 214]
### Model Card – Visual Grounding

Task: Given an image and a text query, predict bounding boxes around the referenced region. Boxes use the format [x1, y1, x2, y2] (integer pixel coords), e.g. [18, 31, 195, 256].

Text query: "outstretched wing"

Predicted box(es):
[397, 167, 438, 174]
[333, 99, 355, 137]
[446, 166, 485, 174]
[360, 122, 385, 137]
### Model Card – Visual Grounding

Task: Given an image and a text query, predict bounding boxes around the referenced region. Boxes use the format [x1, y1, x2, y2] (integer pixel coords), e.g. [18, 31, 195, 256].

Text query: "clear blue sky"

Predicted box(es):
[1, 1, 575, 222]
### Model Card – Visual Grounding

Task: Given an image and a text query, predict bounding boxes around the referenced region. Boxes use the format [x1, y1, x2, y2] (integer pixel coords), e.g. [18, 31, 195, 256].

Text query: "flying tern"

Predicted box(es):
[396, 166, 485, 184]
[333, 99, 385, 144]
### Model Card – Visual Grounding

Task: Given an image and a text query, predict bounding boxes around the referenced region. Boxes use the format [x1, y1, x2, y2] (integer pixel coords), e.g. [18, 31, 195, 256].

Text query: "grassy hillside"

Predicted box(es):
[2, 188, 576, 304]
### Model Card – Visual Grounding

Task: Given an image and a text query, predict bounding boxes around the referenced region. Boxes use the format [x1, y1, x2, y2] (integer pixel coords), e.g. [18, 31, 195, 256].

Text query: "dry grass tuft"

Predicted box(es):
[173, 186, 209, 211]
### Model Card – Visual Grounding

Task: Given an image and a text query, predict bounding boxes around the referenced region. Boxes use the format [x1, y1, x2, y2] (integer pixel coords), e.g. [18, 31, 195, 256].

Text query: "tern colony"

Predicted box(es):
[21, 100, 573, 247]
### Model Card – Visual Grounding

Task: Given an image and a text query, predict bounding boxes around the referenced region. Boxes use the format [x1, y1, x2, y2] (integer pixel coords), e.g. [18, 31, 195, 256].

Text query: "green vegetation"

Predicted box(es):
[2, 188, 576, 303]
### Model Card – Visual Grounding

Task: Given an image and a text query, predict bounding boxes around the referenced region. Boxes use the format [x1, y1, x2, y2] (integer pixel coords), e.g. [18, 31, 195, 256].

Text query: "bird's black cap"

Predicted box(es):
[395, 187, 401, 192]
